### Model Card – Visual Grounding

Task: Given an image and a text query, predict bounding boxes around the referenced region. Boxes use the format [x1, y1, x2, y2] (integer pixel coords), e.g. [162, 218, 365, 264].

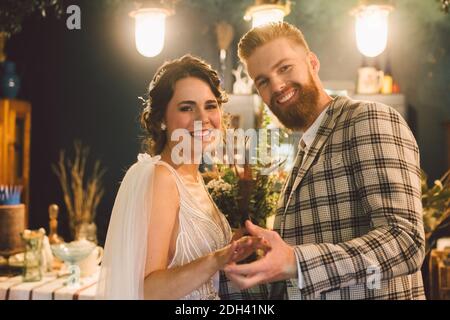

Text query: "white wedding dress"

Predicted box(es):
[96, 154, 232, 300]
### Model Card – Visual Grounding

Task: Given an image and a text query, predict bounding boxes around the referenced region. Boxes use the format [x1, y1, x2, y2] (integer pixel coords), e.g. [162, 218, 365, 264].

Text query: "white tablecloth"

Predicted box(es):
[0, 269, 99, 300]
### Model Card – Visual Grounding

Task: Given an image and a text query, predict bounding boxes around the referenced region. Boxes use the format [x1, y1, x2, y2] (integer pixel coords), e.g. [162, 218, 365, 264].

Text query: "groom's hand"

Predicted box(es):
[224, 220, 298, 290]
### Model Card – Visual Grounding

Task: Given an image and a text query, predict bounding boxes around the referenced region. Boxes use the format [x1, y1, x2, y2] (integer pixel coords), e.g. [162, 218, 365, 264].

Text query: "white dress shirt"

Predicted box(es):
[293, 104, 330, 291]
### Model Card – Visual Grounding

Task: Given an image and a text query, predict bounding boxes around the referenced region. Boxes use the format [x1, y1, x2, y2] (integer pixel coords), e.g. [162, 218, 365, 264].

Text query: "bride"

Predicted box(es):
[96, 55, 267, 300]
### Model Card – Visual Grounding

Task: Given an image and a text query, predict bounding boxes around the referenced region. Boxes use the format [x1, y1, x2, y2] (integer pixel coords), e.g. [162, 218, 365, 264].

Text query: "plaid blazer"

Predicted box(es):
[220, 95, 425, 300]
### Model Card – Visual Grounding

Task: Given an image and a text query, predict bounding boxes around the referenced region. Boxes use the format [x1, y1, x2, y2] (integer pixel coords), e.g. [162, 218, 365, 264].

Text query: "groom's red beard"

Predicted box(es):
[269, 76, 320, 131]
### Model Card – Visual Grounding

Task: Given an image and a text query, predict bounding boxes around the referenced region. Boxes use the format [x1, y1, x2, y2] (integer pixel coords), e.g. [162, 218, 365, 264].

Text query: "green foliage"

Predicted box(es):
[0, 0, 65, 35]
[422, 168, 450, 234]
[2, 0, 446, 37]
[247, 169, 282, 228]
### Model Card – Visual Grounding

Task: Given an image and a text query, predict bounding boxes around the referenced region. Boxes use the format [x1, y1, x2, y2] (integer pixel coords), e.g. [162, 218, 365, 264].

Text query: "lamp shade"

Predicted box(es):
[130, 8, 170, 58]
[250, 8, 286, 28]
[244, 2, 291, 28]
[354, 5, 392, 57]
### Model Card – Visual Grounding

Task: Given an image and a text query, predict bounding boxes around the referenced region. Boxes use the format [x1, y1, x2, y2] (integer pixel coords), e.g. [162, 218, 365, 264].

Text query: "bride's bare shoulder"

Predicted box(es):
[152, 164, 179, 198]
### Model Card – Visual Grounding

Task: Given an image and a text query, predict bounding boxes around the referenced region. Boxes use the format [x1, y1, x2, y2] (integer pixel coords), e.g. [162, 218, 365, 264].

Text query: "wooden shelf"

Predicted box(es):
[0, 99, 31, 227]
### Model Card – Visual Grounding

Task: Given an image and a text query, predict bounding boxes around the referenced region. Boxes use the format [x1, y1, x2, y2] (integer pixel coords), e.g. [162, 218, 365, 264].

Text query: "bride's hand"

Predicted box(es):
[231, 227, 247, 241]
[213, 236, 271, 269]
[213, 241, 238, 269]
[230, 236, 271, 263]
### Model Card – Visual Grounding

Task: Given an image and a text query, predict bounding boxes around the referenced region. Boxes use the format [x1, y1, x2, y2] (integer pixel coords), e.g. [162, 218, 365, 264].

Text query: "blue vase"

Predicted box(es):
[1, 61, 21, 99]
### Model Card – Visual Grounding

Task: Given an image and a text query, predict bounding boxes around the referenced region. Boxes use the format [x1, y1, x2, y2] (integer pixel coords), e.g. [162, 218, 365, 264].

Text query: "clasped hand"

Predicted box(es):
[215, 234, 271, 269]
[223, 220, 298, 290]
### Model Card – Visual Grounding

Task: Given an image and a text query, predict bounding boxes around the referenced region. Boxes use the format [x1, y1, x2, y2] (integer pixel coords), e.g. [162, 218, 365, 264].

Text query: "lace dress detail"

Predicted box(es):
[156, 161, 232, 300]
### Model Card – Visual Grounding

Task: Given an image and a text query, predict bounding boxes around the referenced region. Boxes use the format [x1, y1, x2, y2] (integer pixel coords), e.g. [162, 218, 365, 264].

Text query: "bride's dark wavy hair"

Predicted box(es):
[140, 54, 228, 155]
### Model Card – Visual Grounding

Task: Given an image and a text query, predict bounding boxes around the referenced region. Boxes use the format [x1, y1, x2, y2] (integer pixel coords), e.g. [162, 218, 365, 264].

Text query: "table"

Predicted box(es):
[0, 269, 99, 300]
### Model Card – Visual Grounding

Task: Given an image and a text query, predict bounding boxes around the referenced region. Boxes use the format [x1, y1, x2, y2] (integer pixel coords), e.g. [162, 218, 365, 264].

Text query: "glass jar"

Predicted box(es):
[21, 229, 45, 282]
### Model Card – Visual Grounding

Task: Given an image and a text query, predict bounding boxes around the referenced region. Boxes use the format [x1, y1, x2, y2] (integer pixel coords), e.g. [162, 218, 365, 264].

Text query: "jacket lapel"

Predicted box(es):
[283, 96, 348, 212]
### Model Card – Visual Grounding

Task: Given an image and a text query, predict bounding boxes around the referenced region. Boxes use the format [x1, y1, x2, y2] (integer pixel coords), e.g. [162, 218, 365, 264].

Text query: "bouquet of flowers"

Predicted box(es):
[203, 163, 285, 229]
[203, 104, 291, 229]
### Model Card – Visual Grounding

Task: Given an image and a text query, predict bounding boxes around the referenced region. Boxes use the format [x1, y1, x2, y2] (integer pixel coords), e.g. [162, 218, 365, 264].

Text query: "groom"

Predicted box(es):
[220, 22, 425, 300]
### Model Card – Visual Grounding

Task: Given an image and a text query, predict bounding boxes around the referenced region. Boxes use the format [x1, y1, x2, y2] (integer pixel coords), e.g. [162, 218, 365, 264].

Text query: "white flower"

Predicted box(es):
[206, 178, 233, 195]
[137, 153, 161, 164]
[434, 180, 443, 191]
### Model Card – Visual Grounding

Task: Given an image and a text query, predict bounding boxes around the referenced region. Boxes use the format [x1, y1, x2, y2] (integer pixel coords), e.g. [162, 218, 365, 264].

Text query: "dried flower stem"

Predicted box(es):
[52, 141, 106, 239]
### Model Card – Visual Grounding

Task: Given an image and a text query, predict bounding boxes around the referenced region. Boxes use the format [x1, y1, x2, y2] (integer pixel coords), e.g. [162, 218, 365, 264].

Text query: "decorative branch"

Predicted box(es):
[52, 140, 106, 239]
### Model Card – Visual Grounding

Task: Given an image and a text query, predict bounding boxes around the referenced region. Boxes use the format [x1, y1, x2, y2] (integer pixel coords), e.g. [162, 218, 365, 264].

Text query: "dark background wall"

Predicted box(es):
[4, 0, 450, 244]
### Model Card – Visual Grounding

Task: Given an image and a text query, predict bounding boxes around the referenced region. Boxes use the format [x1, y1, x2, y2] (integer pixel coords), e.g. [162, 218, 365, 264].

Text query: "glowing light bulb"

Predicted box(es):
[251, 8, 286, 28]
[244, 2, 291, 28]
[354, 5, 392, 58]
[131, 8, 169, 58]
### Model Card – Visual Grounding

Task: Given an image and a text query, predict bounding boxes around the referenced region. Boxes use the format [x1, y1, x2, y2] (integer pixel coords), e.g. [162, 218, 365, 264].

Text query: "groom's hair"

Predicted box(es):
[140, 55, 228, 155]
[238, 22, 310, 63]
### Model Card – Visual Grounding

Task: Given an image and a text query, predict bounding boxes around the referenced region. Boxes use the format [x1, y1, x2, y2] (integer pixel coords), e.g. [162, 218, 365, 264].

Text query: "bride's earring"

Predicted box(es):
[161, 123, 167, 131]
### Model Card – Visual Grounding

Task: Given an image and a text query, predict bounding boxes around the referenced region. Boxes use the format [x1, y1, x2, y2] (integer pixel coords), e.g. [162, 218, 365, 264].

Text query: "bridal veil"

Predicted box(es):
[96, 154, 160, 299]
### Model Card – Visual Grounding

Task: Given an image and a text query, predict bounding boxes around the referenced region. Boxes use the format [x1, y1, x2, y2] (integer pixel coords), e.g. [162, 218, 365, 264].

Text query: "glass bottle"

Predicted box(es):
[1, 61, 21, 99]
[381, 55, 393, 94]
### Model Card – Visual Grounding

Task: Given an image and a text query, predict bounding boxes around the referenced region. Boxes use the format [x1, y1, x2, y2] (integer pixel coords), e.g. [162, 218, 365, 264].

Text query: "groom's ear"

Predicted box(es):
[308, 52, 320, 74]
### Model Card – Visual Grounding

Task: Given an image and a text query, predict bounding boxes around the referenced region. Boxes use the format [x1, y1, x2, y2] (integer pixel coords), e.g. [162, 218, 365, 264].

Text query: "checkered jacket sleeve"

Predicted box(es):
[294, 103, 425, 298]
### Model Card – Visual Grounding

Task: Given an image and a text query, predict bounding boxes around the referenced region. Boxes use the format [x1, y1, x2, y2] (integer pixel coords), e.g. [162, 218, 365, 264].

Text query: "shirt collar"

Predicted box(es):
[301, 103, 330, 149]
